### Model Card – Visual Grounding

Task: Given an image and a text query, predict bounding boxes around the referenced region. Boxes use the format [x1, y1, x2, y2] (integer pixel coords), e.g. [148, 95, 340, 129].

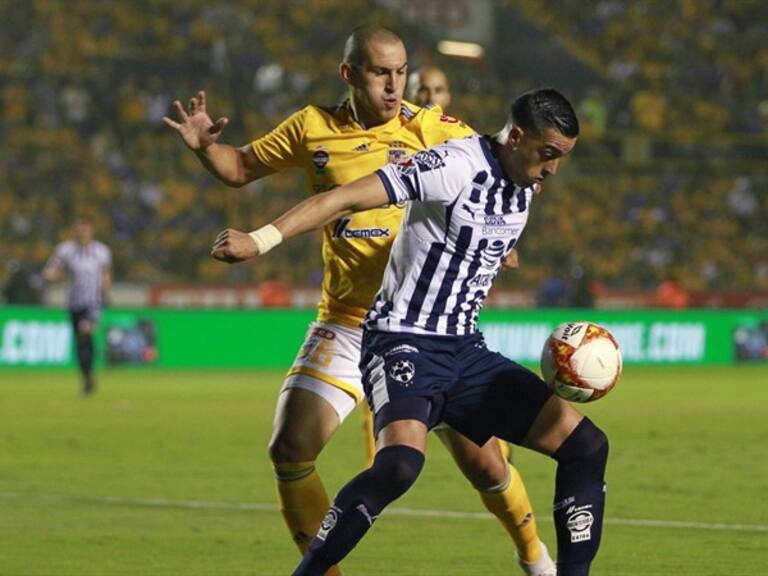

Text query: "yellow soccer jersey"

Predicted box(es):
[251, 100, 475, 327]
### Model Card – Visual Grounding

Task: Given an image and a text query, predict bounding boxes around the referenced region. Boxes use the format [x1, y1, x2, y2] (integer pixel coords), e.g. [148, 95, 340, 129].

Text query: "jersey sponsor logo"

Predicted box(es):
[439, 114, 459, 123]
[413, 149, 445, 172]
[312, 147, 330, 170]
[352, 142, 370, 152]
[480, 239, 507, 269]
[332, 218, 391, 239]
[388, 359, 415, 386]
[468, 273, 494, 288]
[566, 504, 594, 543]
[485, 215, 506, 226]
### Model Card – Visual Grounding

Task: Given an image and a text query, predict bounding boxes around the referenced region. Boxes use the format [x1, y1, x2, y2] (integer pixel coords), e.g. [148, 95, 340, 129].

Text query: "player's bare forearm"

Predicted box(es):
[43, 267, 62, 282]
[211, 173, 389, 263]
[273, 174, 389, 239]
[194, 143, 255, 187]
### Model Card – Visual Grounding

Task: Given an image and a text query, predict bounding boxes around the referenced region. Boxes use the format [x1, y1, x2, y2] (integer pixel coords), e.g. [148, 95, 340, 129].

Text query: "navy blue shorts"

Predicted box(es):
[69, 307, 101, 333]
[360, 329, 553, 446]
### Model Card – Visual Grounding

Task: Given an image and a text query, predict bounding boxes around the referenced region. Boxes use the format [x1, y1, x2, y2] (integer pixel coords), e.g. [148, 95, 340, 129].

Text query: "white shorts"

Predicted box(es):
[282, 321, 364, 422]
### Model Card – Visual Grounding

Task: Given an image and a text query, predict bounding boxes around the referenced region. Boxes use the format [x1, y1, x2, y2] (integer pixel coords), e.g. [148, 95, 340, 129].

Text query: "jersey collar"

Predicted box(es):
[340, 99, 416, 133]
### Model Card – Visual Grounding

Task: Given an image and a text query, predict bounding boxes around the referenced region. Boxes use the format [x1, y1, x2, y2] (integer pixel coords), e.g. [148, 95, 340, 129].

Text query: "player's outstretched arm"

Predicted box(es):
[163, 90, 274, 186]
[211, 173, 390, 263]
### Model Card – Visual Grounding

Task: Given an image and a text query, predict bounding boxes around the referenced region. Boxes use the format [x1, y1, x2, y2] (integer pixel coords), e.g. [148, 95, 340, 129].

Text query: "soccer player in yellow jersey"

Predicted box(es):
[164, 25, 555, 576]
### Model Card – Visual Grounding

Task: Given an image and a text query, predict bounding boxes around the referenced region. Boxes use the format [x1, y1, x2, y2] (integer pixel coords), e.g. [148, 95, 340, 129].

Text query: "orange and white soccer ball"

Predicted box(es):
[540, 321, 622, 403]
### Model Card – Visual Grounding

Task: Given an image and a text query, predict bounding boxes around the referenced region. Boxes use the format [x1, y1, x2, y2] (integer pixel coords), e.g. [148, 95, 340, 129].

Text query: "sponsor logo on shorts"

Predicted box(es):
[384, 344, 419, 357]
[566, 504, 594, 543]
[312, 327, 336, 340]
[316, 505, 342, 541]
[389, 359, 415, 386]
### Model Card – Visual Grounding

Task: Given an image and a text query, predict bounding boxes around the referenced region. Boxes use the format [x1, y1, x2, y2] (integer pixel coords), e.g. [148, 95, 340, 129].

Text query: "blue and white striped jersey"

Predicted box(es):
[45, 240, 112, 310]
[367, 135, 535, 336]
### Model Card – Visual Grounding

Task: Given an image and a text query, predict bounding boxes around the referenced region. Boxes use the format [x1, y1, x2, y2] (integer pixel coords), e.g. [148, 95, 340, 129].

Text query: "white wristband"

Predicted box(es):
[248, 224, 283, 255]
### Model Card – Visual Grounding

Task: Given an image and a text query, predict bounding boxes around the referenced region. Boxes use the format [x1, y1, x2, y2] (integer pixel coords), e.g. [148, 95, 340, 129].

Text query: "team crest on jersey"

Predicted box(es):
[388, 147, 408, 164]
[312, 147, 330, 171]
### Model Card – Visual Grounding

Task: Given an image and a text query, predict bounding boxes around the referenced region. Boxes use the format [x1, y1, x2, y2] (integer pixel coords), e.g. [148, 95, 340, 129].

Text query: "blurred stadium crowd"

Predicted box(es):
[2, 0, 767, 305]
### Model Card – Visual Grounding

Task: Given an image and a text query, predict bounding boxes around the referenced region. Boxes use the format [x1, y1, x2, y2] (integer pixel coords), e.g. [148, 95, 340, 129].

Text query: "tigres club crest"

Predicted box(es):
[387, 141, 408, 164]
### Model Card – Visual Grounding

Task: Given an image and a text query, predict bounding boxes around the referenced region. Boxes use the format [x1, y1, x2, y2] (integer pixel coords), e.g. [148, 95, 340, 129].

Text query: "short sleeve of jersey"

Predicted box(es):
[44, 242, 69, 273]
[100, 244, 113, 268]
[421, 105, 475, 147]
[375, 141, 473, 206]
[250, 107, 309, 170]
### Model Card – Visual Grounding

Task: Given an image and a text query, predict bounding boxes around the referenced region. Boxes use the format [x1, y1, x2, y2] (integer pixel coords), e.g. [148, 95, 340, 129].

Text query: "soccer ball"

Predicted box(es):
[540, 321, 622, 403]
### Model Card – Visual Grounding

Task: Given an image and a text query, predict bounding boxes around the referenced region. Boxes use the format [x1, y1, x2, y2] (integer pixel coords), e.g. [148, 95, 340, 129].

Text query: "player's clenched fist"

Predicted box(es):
[163, 90, 229, 151]
[211, 228, 259, 263]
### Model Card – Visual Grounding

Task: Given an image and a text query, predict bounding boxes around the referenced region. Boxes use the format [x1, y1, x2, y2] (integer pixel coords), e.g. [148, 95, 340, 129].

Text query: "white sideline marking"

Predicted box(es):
[2, 491, 767, 534]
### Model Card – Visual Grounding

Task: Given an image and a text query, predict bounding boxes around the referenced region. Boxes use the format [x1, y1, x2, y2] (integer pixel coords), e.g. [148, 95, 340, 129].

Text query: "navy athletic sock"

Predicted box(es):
[292, 445, 425, 576]
[550, 417, 609, 576]
[77, 333, 94, 375]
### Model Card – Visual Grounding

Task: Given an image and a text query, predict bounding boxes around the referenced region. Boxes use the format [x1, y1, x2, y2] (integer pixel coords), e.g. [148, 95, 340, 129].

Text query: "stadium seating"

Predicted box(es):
[1, 1, 766, 297]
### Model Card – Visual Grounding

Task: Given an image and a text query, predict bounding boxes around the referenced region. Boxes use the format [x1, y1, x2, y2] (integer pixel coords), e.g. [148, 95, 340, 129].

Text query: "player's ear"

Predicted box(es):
[339, 62, 354, 86]
[508, 126, 524, 150]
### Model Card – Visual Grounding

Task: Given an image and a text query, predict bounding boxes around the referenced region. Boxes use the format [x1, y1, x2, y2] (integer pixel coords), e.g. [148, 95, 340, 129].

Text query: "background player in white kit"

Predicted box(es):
[44, 217, 112, 395]
[213, 88, 609, 576]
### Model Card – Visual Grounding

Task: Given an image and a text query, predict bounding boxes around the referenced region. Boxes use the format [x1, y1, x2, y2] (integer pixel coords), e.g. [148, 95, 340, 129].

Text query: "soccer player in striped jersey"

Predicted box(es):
[410, 64, 520, 467]
[212, 88, 608, 576]
[169, 25, 553, 575]
[43, 217, 112, 395]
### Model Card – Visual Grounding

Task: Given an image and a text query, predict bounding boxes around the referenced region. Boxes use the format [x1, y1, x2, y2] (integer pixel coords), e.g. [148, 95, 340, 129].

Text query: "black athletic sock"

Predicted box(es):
[77, 333, 95, 394]
[551, 417, 609, 576]
[292, 445, 425, 576]
[77, 333, 94, 375]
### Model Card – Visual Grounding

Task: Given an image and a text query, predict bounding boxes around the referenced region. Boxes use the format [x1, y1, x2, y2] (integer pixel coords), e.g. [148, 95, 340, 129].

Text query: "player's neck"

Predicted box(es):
[486, 137, 516, 184]
[349, 98, 388, 130]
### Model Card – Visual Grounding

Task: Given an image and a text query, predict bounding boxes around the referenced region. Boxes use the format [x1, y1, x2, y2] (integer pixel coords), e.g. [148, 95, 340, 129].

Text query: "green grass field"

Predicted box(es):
[1, 366, 767, 575]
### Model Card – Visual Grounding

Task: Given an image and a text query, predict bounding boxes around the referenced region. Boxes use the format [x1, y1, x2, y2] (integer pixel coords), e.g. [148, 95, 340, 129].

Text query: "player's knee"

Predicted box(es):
[371, 445, 425, 498]
[268, 429, 320, 464]
[552, 417, 609, 471]
[458, 451, 508, 490]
